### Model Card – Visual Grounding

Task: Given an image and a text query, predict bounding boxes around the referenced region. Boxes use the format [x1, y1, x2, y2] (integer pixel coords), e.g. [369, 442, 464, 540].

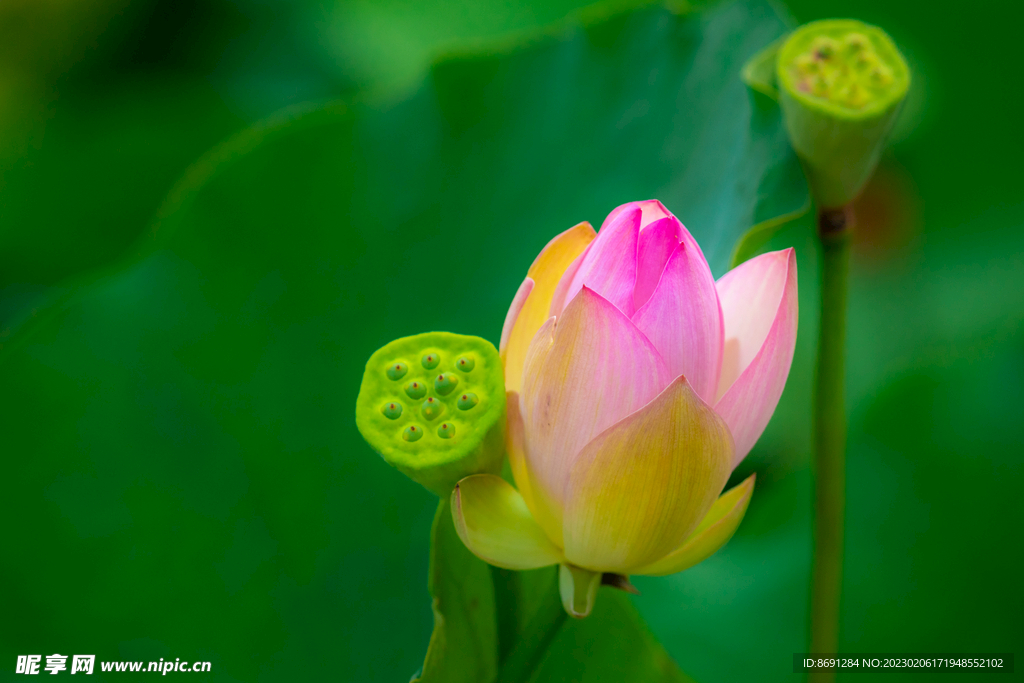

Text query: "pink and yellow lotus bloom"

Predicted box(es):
[451, 200, 798, 617]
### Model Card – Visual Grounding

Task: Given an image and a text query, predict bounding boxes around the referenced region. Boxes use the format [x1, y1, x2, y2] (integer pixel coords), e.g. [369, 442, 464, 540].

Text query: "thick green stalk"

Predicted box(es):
[809, 206, 850, 683]
[496, 571, 567, 683]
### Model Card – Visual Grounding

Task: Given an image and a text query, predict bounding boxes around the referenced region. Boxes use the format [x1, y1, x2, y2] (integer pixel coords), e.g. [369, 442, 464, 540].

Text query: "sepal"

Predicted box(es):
[451, 474, 564, 570]
[559, 564, 601, 619]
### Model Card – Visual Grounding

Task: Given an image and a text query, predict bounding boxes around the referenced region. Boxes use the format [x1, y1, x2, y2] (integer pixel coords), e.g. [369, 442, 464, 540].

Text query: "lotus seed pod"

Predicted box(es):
[356, 332, 506, 496]
[775, 19, 910, 208]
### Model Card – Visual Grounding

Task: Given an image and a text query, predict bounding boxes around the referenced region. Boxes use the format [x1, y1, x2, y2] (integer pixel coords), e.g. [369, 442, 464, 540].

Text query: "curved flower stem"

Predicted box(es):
[809, 206, 851, 682]
[496, 570, 567, 683]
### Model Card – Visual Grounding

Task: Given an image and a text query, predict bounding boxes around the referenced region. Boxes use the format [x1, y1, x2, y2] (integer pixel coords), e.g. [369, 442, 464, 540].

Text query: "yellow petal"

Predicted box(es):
[504, 222, 596, 393]
[634, 474, 755, 576]
[518, 289, 673, 549]
[516, 316, 565, 545]
[499, 277, 534, 356]
[505, 390, 535, 514]
[450, 474, 564, 570]
[561, 377, 734, 574]
[559, 564, 601, 619]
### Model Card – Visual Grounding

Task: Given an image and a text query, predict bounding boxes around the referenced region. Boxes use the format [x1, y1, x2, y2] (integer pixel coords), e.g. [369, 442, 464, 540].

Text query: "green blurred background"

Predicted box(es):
[1, 0, 1020, 681]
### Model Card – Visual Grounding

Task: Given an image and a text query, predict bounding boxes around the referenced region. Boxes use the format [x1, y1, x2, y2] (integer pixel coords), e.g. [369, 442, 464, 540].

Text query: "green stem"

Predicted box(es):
[496, 569, 567, 683]
[809, 206, 850, 683]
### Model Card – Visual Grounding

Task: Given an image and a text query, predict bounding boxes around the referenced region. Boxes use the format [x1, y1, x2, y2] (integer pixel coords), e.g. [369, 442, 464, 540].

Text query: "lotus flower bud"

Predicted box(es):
[356, 332, 506, 495]
[451, 201, 796, 616]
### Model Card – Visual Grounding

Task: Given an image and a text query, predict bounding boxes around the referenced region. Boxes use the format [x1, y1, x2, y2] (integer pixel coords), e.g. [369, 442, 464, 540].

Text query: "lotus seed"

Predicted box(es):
[435, 373, 459, 395]
[422, 353, 440, 370]
[837, 82, 867, 108]
[405, 381, 427, 399]
[381, 402, 403, 420]
[811, 36, 838, 59]
[869, 64, 894, 87]
[421, 397, 444, 421]
[457, 392, 479, 411]
[794, 53, 818, 75]
[854, 51, 880, 72]
[456, 356, 475, 372]
[386, 362, 408, 381]
[437, 423, 456, 439]
[402, 424, 423, 442]
[843, 32, 869, 54]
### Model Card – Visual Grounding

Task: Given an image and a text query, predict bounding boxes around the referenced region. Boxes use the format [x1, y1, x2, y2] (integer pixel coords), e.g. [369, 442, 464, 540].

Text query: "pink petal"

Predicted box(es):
[559, 206, 640, 317]
[519, 287, 672, 544]
[633, 242, 724, 404]
[602, 199, 673, 231]
[632, 217, 680, 311]
[603, 200, 717, 313]
[714, 248, 798, 466]
[664, 210, 714, 286]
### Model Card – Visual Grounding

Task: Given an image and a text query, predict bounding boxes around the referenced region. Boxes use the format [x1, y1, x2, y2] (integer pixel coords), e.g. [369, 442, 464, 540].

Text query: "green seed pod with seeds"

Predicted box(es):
[356, 332, 506, 496]
[744, 18, 910, 209]
[777, 19, 909, 208]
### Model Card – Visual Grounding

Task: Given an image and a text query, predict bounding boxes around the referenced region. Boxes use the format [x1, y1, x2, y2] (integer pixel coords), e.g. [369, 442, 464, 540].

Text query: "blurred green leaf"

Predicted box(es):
[0, 0, 807, 679]
[729, 112, 809, 267]
[0, 0, 347, 334]
[320, 0, 600, 92]
[535, 591, 692, 682]
[0, 80, 242, 291]
[415, 499, 498, 683]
